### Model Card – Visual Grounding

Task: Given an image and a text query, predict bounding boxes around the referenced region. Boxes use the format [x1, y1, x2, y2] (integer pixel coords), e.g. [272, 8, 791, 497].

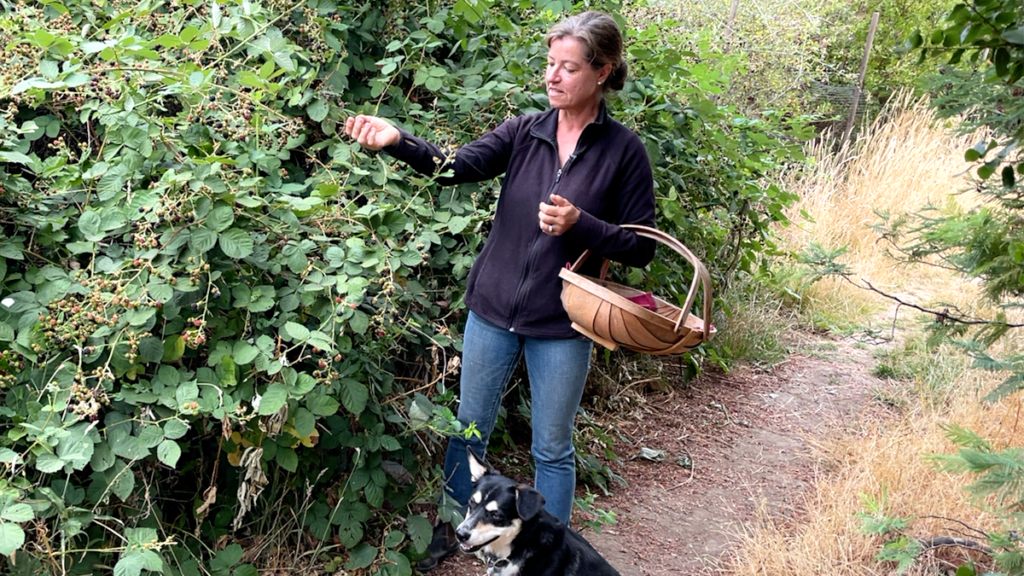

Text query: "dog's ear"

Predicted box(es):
[515, 485, 546, 521]
[467, 448, 493, 482]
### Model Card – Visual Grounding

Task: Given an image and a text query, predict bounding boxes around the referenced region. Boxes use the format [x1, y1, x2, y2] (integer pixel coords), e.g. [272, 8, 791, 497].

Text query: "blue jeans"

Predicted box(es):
[441, 311, 593, 524]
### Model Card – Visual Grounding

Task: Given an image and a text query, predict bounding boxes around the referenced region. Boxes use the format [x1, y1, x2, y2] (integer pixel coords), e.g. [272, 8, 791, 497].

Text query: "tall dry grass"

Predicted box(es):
[779, 92, 985, 318]
[726, 393, 1020, 575]
[722, 96, 1018, 575]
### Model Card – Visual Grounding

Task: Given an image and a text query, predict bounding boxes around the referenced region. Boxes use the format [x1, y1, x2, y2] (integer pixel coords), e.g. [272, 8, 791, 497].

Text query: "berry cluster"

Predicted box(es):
[70, 381, 110, 421]
[0, 349, 26, 389]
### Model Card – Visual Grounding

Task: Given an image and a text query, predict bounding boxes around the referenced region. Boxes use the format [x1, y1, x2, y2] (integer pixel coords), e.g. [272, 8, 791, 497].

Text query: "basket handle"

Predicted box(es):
[568, 224, 713, 340]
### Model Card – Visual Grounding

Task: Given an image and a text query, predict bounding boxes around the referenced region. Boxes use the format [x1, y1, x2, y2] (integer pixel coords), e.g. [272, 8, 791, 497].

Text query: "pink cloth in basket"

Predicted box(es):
[626, 292, 658, 311]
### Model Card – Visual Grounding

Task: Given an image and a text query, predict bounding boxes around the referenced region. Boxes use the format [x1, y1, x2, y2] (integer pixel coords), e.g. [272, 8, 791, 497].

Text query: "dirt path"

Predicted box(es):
[431, 335, 884, 576]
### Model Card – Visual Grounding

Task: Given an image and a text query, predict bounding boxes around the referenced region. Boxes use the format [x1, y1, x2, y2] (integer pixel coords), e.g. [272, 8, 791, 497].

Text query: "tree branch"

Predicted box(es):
[918, 536, 991, 554]
[852, 278, 1024, 328]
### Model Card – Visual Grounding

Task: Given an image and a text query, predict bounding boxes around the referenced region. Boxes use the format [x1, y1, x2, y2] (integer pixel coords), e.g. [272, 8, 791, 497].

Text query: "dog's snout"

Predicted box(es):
[456, 528, 471, 543]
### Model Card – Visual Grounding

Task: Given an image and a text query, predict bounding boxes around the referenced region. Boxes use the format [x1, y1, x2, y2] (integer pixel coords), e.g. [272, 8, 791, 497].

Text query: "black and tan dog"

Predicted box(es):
[455, 449, 621, 576]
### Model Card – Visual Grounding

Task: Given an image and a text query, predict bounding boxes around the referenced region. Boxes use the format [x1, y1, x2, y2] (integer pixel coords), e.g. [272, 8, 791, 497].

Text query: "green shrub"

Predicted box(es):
[0, 0, 807, 573]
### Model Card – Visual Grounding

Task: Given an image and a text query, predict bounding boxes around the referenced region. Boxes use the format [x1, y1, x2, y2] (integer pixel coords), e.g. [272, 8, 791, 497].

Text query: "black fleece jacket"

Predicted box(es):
[384, 102, 656, 338]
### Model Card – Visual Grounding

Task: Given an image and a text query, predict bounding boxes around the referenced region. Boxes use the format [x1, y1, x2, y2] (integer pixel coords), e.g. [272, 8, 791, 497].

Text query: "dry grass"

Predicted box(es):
[780, 92, 985, 318]
[722, 96, 1022, 574]
[726, 386, 1020, 576]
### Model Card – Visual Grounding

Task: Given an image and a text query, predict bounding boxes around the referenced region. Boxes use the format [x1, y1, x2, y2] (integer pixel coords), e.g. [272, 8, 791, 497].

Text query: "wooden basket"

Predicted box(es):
[558, 224, 714, 355]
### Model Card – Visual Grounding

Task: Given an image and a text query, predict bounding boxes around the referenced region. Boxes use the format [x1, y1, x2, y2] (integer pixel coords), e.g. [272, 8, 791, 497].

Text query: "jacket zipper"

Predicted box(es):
[507, 152, 577, 332]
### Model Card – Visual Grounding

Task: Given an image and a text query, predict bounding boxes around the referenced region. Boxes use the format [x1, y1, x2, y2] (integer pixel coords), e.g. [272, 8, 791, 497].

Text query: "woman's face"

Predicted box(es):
[545, 36, 608, 115]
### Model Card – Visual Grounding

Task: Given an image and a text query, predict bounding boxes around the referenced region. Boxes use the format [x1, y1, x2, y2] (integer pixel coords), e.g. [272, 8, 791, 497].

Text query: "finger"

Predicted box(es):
[359, 123, 376, 148]
[344, 117, 358, 138]
[549, 194, 570, 207]
[538, 202, 558, 217]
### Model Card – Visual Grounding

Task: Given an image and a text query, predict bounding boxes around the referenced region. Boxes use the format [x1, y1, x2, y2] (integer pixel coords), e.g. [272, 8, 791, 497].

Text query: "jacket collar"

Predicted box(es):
[530, 99, 609, 144]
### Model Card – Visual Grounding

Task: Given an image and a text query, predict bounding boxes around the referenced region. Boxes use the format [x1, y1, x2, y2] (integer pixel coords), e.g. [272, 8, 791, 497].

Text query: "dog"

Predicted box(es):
[455, 449, 621, 576]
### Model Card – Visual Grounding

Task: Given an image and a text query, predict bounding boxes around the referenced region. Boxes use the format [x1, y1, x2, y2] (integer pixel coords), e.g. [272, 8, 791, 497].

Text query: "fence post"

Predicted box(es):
[840, 11, 880, 149]
[723, 0, 741, 52]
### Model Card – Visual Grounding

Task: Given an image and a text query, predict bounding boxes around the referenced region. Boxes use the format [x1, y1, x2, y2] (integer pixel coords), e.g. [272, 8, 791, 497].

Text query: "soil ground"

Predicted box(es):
[430, 333, 886, 575]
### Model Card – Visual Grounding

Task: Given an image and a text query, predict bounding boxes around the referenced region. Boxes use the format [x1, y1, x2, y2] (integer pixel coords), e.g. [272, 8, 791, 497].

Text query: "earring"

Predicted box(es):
[598, 80, 603, 85]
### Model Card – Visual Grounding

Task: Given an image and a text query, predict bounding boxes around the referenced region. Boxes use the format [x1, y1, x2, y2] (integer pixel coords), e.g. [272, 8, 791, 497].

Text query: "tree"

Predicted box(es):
[857, 1, 1024, 573]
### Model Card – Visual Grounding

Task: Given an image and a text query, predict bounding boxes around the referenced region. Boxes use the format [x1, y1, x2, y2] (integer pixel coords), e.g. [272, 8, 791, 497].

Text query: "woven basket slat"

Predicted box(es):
[558, 225, 714, 356]
[613, 304, 670, 350]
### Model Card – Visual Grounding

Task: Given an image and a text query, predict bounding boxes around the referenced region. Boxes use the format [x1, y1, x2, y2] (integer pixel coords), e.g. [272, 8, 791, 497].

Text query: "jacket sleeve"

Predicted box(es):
[567, 132, 657, 268]
[382, 120, 519, 185]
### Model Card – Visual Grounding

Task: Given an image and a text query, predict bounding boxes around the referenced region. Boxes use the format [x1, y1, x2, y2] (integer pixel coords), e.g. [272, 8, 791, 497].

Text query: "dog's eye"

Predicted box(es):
[488, 510, 504, 521]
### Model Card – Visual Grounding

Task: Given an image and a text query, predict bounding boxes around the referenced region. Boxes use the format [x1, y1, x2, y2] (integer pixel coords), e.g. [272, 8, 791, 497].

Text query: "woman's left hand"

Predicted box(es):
[539, 194, 581, 236]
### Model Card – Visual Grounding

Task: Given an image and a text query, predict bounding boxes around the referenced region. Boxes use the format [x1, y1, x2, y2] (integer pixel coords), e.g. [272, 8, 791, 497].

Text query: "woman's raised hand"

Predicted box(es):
[344, 115, 400, 150]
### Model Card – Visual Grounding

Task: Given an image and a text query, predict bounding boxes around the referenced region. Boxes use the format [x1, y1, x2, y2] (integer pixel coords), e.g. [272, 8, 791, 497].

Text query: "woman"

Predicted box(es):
[344, 10, 656, 571]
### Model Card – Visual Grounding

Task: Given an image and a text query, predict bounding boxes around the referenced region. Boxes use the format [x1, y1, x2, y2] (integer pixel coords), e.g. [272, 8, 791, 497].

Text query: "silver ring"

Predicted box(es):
[548, 224, 553, 232]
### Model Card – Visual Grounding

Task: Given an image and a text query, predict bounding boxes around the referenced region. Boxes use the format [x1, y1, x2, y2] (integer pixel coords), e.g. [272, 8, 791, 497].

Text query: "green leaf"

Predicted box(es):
[39, 60, 59, 80]
[206, 205, 235, 232]
[219, 228, 254, 259]
[384, 529, 405, 548]
[293, 408, 316, 437]
[234, 565, 258, 576]
[138, 425, 165, 449]
[114, 552, 145, 576]
[259, 60, 275, 79]
[148, 282, 174, 303]
[364, 479, 384, 507]
[349, 310, 369, 334]
[90, 441, 115, 472]
[175, 380, 199, 404]
[138, 549, 164, 572]
[282, 321, 310, 342]
[407, 514, 433, 553]
[163, 419, 189, 440]
[345, 543, 377, 570]
[108, 459, 136, 501]
[308, 98, 329, 122]
[337, 520, 364, 549]
[0, 151, 34, 166]
[0, 504, 34, 523]
[191, 226, 218, 253]
[157, 440, 181, 468]
[1002, 165, 1016, 188]
[217, 356, 238, 387]
[956, 564, 977, 576]
[163, 335, 186, 362]
[0, 522, 26, 555]
[276, 447, 297, 472]
[258, 383, 288, 415]
[306, 394, 339, 417]
[233, 341, 259, 364]
[1001, 27, 1024, 44]
[35, 453, 64, 473]
[138, 337, 164, 363]
[383, 550, 411, 576]
[965, 141, 987, 162]
[978, 159, 1000, 180]
[994, 47, 1010, 78]
[340, 379, 368, 415]
[79, 210, 103, 240]
[211, 544, 244, 570]
[109, 434, 150, 460]
[57, 425, 96, 471]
